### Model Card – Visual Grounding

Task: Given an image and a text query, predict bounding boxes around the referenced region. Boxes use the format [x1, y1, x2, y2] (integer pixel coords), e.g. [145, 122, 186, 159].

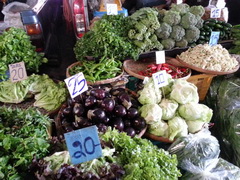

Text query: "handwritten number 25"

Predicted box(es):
[68, 74, 86, 96]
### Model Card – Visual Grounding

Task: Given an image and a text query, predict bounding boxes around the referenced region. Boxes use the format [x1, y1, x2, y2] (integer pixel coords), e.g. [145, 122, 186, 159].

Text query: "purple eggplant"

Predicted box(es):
[67, 97, 75, 107]
[132, 117, 146, 130]
[123, 119, 132, 127]
[73, 103, 85, 117]
[84, 96, 97, 107]
[102, 117, 110, 124]
[110, 88, 126, 96]
[97, 123, 108, 133]
[87, 108, 106, 122]
[62, 106, 72, 117]
[100, 98, 115, 112]
[124, 127, 136, 137]
[118, 92, 132, 109]
[112, 117, 124, 131]
[127, 108, 139, 119]
[113, 105, 127, 117]
[94, 89, 106, 100]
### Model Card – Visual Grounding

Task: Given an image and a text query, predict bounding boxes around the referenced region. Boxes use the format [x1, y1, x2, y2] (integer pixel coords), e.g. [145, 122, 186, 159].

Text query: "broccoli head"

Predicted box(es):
[161, 39, 175, 50]
[185, 26, 200, 43]
[189, 5, 205, 17]
[155, 22, 172, 39]
[170, 25, 186, 41]
[195, 16, 204, 29]
[180, 12, 198, 29]
[163, 11, 181, 26]
[170, 3, 190, 15]
[175, 38, 188, 48]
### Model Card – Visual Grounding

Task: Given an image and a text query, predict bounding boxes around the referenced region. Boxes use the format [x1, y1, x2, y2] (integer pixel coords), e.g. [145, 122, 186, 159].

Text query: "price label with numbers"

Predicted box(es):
[64, 72, 88, 99]
[152, 70, 168, 88]
[64, 126, 102, 165]
[106, 4, 118, 15]
[209, 31, 220, 46]
[210, 8, 221, 18]
[9, 61, 27, 82]
[156, 51, 165, 64]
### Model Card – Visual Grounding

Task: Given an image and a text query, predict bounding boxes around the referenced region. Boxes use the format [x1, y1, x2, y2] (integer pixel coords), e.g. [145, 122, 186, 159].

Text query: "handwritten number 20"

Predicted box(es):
[11, 68, 24, 81]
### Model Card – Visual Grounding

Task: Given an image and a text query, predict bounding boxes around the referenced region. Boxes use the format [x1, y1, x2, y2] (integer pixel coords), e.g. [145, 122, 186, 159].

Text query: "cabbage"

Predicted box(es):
[138, 78, 162, 105]
[161, 73, 174, 96]
[148, 121, 169, 137]
[168, 116, 188, 141]
[170, 79, 199, 104]
[178, 102, 213, 122]
[139, 104, 162, 124]
[159, 98, 179, 120]
[186, 120, 206, 133]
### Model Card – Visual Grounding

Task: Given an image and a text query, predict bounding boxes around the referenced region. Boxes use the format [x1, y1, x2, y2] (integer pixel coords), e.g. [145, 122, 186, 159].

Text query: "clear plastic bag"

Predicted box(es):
[1, 2, 30, 28]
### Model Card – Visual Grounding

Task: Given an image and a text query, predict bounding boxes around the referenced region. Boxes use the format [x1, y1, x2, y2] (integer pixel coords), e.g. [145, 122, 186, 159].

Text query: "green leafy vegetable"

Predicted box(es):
[159, 98, 179, 120]
[0, 107, 51, 179]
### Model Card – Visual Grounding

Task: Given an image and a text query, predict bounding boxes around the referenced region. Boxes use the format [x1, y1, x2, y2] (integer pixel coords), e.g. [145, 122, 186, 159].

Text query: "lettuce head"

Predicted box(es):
[186, 120, 206, 133]
[148, 120, 169, 137]
[170, 79, 199, 104]
[139, 103, 162, 124]
[178, 102, 213, 122]
[168, 116, 188, 141]
[159, 98, 179, 120]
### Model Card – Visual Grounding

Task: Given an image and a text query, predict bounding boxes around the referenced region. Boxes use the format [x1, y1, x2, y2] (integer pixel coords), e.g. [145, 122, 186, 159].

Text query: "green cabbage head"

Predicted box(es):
[139, 104, 162, 124]
[159, 98, 179, 120]
[168, 116, 188, 141]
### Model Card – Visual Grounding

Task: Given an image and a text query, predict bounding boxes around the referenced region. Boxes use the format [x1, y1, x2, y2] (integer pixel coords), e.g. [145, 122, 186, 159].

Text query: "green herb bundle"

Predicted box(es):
[0, 107, 51, 179]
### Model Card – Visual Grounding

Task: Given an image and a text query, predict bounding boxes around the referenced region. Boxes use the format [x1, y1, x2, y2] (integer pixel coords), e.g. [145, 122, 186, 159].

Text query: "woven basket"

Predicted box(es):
[66, 62, 125, 86]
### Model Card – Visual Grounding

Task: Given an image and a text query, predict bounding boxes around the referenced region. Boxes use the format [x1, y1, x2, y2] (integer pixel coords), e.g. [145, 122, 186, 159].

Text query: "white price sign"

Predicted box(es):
[176, 0, 183, 4]
[210, 8, 221, 18]
[9, 61, 27, 82]
[64, 72, 88, 99]
[106, 4, 118, 15]
[156, 51, 165, 64]
[152, 70, 168, 88]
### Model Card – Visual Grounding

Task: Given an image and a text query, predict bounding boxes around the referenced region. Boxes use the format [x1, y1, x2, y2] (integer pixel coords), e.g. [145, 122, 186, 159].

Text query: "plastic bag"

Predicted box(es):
[205, 75, 240, 167]
[1, 2, 30, 28]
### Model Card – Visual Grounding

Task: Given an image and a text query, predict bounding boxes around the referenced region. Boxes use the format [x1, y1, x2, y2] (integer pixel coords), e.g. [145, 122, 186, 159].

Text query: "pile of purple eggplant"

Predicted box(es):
[58, 86, 147, 137]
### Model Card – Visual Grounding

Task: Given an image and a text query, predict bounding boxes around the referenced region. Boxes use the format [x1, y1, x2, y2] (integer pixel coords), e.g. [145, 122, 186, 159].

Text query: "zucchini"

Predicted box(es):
[203, 25, 212, 31]
[215, 24, 223, 29]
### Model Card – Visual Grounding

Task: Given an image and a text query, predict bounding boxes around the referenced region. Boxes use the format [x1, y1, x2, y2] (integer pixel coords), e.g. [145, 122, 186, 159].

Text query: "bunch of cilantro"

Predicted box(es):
[0, 107, 51, 179]
[0, 28, 47, 81]
[74, 14, 140, 61]
[101, 128, 182, 180]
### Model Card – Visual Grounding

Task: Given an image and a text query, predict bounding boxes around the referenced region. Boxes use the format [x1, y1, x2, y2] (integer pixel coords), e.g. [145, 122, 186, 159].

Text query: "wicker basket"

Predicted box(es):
[187, 73, 216, 101]
[66, 62, 125, 86]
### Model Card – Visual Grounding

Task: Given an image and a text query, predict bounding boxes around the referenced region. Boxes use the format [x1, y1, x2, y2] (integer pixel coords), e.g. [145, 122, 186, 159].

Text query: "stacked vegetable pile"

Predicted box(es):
[155, 4, 205, 49]
[69, 56, 122, 83]
[229, 24, 240, 54]
[0, 74, 68, 111]
[29, 128, 181, 179]
[178, 44, 239, 72]
[198, 19, 232, 44]
[138, 75, 213, 141]
[0, 107, 51, 179]
[58, 86, 146, 137]
[0, 28, 47, 81]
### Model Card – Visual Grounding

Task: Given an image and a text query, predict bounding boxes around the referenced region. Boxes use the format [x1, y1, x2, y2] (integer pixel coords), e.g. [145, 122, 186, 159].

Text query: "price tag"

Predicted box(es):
[176, 0, 183, 4]
[106, 4, 118, 15]
[156, 51, 165, 64]
[64, 72, 88, 99]
[210, 8, 221, 18]
[64, 125, 102, 165]
[152, 70, 168, 88]
[9, 61, 27, 82]
[209, 31, 220, 46]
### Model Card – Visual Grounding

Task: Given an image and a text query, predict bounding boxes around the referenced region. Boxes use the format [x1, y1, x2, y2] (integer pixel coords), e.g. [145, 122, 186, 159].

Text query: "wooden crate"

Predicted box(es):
[187, 74, 216, 101]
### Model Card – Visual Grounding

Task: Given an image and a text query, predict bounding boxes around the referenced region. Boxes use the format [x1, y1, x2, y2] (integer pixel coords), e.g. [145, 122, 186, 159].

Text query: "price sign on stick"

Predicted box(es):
[176, 0, 183, 4]
[9, 61, 27, 82]
[106, 4, 118, 15]
[210, 8, 221, 18]
[209, 31, 220, 46]
[64, 72, 88, 99]
[64, 126, 102, 165]
[156, 51, 165, 64]
[152, 70, 168, 88]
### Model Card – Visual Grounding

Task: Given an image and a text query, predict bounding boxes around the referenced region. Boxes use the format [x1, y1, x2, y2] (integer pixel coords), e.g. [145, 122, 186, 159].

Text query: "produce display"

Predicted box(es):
[29, 128, 181, 179]
[178, 44, 239, 72]
[69, 56, 122, 83]
[138, 63, 190, 79]
[0, 74, 68, 111]
[198, 19, 232, 44]
[0, 28, 47, 81]
[168, 129, 240, 179]
[138, 76, 213, 141]
[58, 86, 147, 137]
[229, 24, 240, 54]
[156, 4, 205, 49]
[0, 107, 51, 179]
